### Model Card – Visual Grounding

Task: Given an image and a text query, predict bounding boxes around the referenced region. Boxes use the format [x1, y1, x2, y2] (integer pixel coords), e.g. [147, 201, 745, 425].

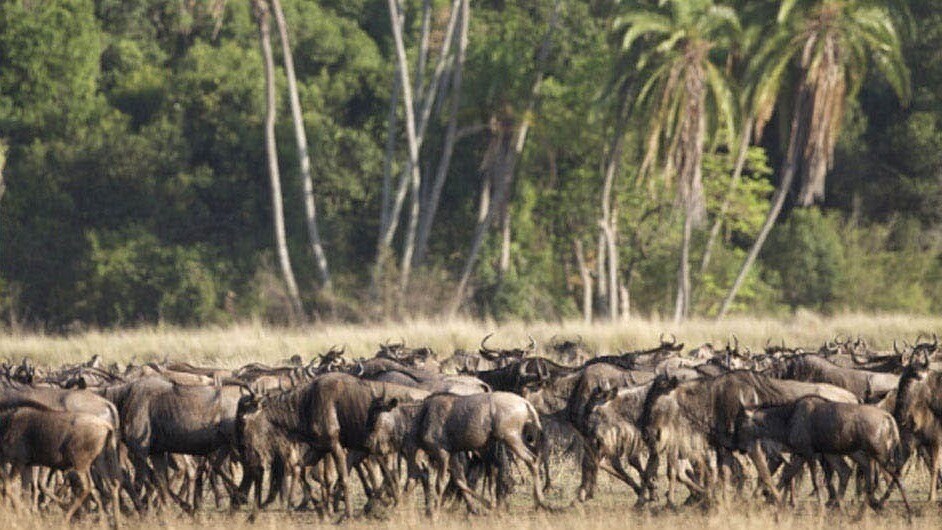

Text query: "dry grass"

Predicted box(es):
[1, 314, 941, 528]
[1, 313, 940, 367]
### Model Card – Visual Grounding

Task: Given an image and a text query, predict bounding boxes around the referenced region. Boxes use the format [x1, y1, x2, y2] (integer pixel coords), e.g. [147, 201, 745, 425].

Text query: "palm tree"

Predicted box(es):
[717, 0, 910, 318]
[252, 0, 304, 320]
[614, 0, 738, 322]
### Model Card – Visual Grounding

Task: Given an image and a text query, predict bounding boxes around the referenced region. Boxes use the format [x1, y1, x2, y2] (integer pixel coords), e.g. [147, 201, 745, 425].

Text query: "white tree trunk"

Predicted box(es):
[447, 0, 560, 315]
[254, 0, 303, 321]
[270, 0, 331, 290]
[372, 0, 463, 289]
[414, 0, 469, 267]
[574, 239, 593, 323]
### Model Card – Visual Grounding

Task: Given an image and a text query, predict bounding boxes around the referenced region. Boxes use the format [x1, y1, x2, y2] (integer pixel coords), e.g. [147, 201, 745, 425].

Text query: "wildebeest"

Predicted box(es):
[893, 349, 942, 502]
[639, 371, 859, 504]
[583, 383, 653, 502]
[101, 376, 247, 511]
[234, 373, 428, 518]
[365, 391, 548, 514]
[735, 396, 911, 513]
[0, 402, 120, 524]
[765, 353, 899, 403]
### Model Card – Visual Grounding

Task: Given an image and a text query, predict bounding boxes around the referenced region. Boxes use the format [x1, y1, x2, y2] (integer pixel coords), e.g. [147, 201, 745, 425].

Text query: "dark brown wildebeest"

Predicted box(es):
[234, 373, 428, 519]
[366, 391, 548, 515]
[639, 371, 858, 505]
[549, 335, 590, 366]
[583, 335, 684, 371]
[478, 334, 536, 368]
[101, 376, 247, 511]
[765, 353, 898, 403]
[735, 395, 911, 514]
[893, 348, 942, 502]
[0, 402, 120, 525]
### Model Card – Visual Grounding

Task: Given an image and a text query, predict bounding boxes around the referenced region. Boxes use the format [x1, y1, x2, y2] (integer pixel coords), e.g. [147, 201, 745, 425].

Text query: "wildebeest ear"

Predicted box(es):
[76, 377, 87, 390]
[383, 398, 399, 411]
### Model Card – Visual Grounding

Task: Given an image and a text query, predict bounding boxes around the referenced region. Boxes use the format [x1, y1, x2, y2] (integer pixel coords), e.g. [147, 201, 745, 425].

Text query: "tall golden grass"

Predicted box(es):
[1, 313, 940, 367]
[0, 314, 937, 527]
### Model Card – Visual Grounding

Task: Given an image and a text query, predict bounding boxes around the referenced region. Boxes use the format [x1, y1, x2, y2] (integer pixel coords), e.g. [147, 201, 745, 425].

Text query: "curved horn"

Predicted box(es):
[537, 358, 549, 381]
[894, 340, 901, 356]
[732, 334, 739, 354]
[851, 343, 870, 365]
[934, 333, 939, 350]
[481, 333, 497, 353]
[526, 335, 537, 353]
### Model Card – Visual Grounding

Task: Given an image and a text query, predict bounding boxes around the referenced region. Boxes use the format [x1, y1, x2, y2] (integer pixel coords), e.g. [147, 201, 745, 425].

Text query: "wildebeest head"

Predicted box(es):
[478, 333, 536, 368]
[317, 345, 347, 373]
[549, 335, 589, 365]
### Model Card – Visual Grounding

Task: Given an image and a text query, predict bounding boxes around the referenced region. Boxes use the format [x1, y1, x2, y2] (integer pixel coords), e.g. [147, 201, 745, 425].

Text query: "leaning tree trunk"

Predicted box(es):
[698, 117, 754, 276]
[447, 0, 560, 316]
[253, 0, 303, 321]
[270, 0, 331, 291]
[717, 88, 810, 318]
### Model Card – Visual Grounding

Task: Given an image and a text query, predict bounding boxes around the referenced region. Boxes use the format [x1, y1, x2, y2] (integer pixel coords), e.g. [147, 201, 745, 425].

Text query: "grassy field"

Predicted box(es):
[1, 314, 941, 528]
[3, 313, 942, 367]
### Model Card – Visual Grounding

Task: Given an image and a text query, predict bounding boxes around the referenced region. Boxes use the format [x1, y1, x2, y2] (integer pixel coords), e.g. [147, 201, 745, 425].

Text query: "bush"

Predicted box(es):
[764, 209, 846, 311]
[77, 229, 221, 325]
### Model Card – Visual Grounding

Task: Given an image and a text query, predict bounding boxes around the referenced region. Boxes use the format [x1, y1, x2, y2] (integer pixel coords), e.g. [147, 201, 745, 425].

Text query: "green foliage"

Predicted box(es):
[765, 209, 846, 311]
[78, 229, 221, 325]
[0, 0, 940, 327]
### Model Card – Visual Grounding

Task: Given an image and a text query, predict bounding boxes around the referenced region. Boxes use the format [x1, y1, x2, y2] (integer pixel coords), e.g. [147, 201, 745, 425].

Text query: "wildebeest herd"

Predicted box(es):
[2, 333, 942, 526]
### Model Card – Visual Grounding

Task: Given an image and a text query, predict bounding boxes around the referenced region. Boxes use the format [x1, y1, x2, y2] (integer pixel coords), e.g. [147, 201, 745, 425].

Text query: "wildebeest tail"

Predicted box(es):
[523, 401, 544, 456]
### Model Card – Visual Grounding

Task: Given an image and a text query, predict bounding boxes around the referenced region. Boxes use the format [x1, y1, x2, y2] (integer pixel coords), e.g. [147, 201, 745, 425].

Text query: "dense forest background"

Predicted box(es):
[1, 0, 940, 329]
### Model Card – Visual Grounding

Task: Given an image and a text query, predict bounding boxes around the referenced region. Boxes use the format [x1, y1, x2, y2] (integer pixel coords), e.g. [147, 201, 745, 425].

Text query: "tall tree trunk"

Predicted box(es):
[414, 0, 469, 267]
[596, 232, 607, 312]
[499, 204, 511, 276]
[270, 0, 331, 291]
[379, 64, 401, 240]
[599, 114, 626, 320]
[718, 90, 809, 318]
[372, 0, 462, 290]
[253, 0, 303, 320]
[0, 140, 6, 214]
[698, 117, 753, 276]
[574, 239, 592, 323]
[447, 0, 560, 316]
[673, 210, 693, 323]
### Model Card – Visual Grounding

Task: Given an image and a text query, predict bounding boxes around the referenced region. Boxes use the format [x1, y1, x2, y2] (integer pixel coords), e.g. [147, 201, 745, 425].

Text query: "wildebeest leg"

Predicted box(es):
[577, 448, 599, 502]
[446, 456, 490, 513]
[806, 458, 827, 510]
[929, 443, 941, 503]
[65, 471, 92, 523]
[504, 437, 551, 510]
[874, 460, 911, 519]
[431, 450, 450, 516]
[776, 456, 806, 508]
[748, 443, 781, 504]
[600, 457, 644, 499]
[824, 455, 852, 507]
[329, 442, 352, 520]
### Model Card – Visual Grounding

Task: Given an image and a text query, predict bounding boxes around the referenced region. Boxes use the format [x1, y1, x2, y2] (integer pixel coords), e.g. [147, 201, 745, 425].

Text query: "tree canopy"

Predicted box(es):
[0, 0, 938, 329]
